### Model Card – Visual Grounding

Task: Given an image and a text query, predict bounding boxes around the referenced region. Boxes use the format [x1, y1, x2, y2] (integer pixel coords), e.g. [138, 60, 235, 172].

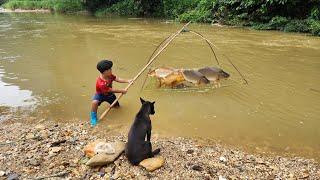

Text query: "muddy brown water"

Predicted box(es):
[0, 13, 319, 160]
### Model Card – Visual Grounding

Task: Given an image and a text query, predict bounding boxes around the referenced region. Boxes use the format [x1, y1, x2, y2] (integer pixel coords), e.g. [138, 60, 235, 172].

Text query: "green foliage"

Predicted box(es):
[308, 19, 320, 36]
[3, 0, 55, 10]
[84, 0, 119, 12]
[310, 6, 320, 20]
[284, 19, 310, 33]
[0, 0, 8, 5]
[161, 0, 199, 18]
[134, 0, 162, 17]
[2, 0, 83, 12]
[53, 0, 83, 13]
[253, 16, 290, 31]
[95, 0, 140, 16]
[178, 0, 213, 23]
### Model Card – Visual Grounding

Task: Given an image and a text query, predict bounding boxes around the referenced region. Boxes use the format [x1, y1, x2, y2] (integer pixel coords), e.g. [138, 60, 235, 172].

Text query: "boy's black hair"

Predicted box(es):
[97, 60, 113, 73]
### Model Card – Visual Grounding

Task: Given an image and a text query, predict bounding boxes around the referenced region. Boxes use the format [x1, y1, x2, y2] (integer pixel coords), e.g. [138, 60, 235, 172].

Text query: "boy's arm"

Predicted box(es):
[109, 88, 127, 94]
[115, 77, 132, 83]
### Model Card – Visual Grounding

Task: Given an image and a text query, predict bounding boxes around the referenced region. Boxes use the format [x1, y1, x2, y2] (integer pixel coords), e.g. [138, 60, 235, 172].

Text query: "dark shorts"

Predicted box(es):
[92, 93, 120, 107]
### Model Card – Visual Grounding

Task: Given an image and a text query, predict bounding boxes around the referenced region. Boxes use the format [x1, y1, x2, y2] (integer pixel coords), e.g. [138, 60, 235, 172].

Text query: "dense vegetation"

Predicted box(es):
[2, 0, 320, 36]
[1, 0, 83, 13]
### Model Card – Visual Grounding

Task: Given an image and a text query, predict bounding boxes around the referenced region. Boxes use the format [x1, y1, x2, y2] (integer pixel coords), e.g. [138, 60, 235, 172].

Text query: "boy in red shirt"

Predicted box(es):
[90, 60, 132, 126]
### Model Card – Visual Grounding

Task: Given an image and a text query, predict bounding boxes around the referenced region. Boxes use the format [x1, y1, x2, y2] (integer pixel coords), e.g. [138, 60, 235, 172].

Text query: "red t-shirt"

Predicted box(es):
[96, 74, 116, 94]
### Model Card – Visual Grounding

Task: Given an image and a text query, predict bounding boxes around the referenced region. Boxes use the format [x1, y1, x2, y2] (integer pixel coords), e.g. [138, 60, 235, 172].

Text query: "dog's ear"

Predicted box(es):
[151, 101, 155, 105]
[140, 97, 145, 104]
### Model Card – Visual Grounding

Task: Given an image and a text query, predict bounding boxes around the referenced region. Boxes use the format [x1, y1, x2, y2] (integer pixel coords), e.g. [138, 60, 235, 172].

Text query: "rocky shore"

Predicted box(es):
[0, 119, 319, 179]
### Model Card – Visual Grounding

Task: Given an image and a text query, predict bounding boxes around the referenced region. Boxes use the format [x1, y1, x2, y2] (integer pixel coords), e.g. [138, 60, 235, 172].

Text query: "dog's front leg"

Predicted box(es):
[147, 128, 151, 142]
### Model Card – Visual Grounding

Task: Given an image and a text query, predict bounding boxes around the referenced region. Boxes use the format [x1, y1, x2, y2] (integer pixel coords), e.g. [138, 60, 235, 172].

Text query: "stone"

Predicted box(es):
[191, 165, 203, 171]
[95, 142, 115, 154]
[136, 175, 148, 180]
[79, 157, 89, 164]
[0, 171, 5, 176]
[300, 171, 309, 179]
[35, 124, 45, 130]
[86, 141, 125, 167]
[98, 168, 105, 177]
[29, 159, 40, 166]
[218, 175, 227, 180]
[112, 169, 120, 179]
[26, 133, 35, 139]
[219, 156, 227, 162]
[40, 130, 49, 138]
[8, 173, 19, 180]
[139, 157, 165, 172]
[187, 149, 194, 154]
[84, 140, 105, 158]
[51, 140, 66, 147]
[49, 147, 62, 155]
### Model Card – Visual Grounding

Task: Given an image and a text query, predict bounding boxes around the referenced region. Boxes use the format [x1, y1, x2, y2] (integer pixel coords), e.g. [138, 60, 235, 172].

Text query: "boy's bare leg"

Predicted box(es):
[91, 100, 99, 112]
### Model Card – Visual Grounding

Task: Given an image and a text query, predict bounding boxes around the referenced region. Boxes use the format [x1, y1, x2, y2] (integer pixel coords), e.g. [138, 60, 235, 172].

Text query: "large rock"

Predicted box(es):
[84, 140, 115, 158]
[139, 157, 165, 172]
[86, 141, 125, 167]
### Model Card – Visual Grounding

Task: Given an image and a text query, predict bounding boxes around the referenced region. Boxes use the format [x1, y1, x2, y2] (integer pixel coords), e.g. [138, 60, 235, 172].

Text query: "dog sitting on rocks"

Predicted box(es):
[125, 98, 160, 165]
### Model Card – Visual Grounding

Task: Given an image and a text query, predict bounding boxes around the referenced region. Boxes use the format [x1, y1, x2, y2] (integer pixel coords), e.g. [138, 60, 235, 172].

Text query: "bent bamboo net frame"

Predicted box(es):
[99, 22, 191, 120]
[188, 30, 248, 85]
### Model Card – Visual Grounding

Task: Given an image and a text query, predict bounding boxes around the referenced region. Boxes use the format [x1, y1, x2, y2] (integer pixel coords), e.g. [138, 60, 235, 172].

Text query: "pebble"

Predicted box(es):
[49, 147, 62, 154]
[186, 149, 194, 154]
[219, 156, 227, 162]
[7, 173, 19, 180]
[29, 159, 40, 166]
[191, 165, 203, 171]
[35, 124, 45, 130]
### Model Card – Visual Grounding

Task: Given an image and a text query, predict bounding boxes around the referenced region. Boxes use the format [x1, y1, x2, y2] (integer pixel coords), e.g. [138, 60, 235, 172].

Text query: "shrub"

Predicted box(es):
[308, 19, 320, 36]
[178, 0, 213, 23]
[95, 0, 139, 17]
[284, 19, 310, 33]
[53, 0, 83, 13]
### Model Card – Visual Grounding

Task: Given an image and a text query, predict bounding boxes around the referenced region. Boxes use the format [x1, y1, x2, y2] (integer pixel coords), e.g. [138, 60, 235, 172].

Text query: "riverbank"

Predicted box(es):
[0, 8, 50, 13]
[1, 0, 320, 36]
[0, 118, 319, 179]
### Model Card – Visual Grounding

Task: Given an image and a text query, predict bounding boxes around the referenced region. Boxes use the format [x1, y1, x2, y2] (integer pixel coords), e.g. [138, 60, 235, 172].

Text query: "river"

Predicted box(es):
[0, 13, 319, 160]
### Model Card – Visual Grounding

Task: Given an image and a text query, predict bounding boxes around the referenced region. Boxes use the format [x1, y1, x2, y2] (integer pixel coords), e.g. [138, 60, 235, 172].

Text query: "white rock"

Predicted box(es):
[94, 142, 115, 154]
[219, 175, 227, 180]
[86, 141, 125, 167]
[219, 156, 227, 162]
[0, 171, 5, 176]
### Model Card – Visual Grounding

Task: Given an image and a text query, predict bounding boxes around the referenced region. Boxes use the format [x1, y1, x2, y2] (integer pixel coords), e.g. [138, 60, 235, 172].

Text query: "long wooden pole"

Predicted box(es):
[99, 22, 191, 120]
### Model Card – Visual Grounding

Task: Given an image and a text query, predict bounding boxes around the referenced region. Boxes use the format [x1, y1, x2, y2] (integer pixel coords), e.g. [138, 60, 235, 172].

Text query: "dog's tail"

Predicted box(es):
[152, 148, 160, 156]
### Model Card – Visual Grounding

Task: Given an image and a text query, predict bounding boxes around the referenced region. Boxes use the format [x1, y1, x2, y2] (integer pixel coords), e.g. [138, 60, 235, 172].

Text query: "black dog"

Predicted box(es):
[125, 98, 160, 165]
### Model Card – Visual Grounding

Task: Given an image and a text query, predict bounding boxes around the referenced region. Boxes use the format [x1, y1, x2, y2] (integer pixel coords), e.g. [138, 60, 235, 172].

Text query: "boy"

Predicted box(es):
[90, 59, 132, 126]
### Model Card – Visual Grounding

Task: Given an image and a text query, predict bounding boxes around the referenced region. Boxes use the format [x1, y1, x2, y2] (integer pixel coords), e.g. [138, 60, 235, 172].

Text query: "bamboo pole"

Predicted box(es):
[99, 22, 191, 120]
